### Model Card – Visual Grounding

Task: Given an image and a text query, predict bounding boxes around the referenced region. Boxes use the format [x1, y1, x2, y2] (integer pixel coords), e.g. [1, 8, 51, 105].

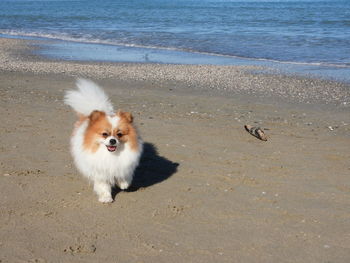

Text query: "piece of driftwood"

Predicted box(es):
[244, 125, 267, 141]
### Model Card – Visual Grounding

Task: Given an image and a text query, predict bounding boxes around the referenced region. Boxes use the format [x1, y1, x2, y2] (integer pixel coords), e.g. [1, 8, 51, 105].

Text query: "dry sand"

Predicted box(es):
[0, 37, 349, 262]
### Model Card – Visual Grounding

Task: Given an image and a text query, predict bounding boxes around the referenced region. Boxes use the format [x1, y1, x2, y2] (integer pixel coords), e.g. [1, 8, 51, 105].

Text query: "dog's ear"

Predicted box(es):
[117, 110, 133, 123]
[89, 110, 105, 122]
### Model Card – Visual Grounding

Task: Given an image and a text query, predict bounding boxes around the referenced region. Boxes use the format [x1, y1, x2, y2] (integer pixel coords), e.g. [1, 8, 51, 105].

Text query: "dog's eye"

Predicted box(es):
[116, 132, 123, 138]
[102, 132, 109, 138]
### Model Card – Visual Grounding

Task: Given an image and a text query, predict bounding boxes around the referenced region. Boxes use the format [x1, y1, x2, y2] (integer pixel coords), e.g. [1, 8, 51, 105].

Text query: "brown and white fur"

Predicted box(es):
[64, 79, 143, 203]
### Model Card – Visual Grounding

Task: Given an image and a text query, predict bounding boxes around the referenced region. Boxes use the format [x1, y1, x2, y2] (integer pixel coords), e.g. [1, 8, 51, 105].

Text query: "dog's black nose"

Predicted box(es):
[109, 139, 117, 145]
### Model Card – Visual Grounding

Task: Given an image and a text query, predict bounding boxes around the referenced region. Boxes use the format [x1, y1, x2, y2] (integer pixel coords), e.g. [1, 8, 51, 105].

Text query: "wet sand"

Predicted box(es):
[0, 37, 349, 262]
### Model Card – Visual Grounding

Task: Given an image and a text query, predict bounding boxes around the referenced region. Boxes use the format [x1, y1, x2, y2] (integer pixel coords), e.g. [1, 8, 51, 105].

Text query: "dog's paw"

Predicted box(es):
[98, 194, 113, 203]
[119, 181, 130, 190]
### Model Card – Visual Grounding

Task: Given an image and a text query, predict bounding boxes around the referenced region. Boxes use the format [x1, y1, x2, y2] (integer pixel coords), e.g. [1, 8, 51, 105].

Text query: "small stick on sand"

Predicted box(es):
[244, 125, 268, 141]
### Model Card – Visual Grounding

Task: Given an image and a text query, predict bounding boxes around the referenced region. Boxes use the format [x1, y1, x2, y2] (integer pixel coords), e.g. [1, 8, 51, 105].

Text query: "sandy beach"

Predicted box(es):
[0, 37, 350, 262]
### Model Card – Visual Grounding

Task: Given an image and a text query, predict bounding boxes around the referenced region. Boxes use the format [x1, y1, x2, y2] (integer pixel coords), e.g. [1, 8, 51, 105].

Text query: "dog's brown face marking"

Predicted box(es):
[80, 110, 139, 153]
[115, 111, 139, 151]
[83, 111, 112, 152]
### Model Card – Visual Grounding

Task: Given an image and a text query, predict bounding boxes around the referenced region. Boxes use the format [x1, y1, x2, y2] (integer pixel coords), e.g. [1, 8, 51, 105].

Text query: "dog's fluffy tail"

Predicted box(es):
[64, 79, 114, 116]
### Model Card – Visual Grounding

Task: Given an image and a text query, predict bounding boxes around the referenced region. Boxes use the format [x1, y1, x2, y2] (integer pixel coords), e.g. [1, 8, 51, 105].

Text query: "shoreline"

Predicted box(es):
[1, 37, 350, 109]
[1, 36, 350, 262]
[3, 33, 350, 84]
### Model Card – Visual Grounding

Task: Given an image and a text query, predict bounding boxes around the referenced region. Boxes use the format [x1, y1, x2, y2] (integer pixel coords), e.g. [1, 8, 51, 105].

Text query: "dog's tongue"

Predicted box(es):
[107, 146, 117, 152]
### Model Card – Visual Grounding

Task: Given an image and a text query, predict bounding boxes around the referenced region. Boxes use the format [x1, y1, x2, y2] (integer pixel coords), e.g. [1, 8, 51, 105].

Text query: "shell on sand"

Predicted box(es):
[245, 125, 268, 141]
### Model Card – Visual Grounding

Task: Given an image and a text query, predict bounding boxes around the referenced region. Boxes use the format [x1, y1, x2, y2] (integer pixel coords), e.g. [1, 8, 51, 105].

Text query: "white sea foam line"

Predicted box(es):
[1, 30, 349, 69]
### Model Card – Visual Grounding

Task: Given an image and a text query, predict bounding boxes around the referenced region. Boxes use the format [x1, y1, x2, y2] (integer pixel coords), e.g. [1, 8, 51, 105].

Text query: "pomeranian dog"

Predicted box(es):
[64, 79, 143, 203]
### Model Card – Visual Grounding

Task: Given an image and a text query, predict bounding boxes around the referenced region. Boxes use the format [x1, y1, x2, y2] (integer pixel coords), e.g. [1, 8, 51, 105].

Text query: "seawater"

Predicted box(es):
[1, 0, 350, 81]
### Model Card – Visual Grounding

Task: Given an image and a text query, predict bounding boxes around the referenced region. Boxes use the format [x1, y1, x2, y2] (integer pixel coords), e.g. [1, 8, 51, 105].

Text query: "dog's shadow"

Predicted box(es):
[112, 142, 179, 198]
